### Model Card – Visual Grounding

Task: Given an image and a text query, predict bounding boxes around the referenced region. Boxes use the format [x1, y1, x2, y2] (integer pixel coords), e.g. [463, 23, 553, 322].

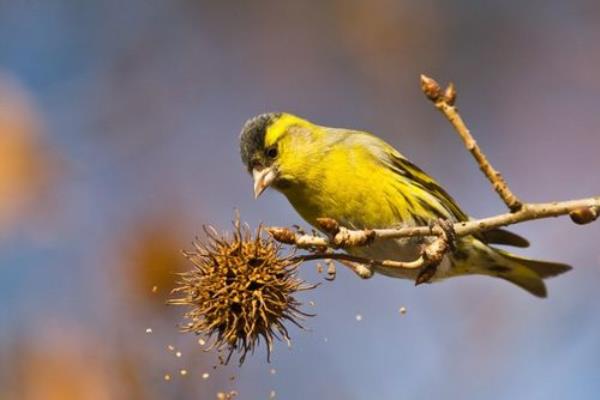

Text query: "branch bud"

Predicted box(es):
[569, 207, 599, 225]
[415, 266, 436, 286]
[316, 217, 340, 234]
[267, 227, 297, 244]
[443, 83, 457, 105]
[420, 74, 442, 102]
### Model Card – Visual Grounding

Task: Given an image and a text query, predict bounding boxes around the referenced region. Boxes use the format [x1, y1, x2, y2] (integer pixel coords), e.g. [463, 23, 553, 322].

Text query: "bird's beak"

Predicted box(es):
[252, 167, 277, 199]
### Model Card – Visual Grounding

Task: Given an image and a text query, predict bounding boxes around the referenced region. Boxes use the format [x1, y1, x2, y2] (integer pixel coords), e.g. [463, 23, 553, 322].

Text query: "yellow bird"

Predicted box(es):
[239, 113, 570, 297]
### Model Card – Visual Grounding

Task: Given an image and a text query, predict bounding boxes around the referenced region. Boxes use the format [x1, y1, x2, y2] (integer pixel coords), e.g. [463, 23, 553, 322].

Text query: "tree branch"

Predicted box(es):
[420, 74, 523, 212]
[270, 196, 600, 251]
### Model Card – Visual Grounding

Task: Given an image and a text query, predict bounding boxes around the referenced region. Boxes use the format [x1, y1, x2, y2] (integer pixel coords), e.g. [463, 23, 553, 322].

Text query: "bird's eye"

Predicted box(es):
[266, 147, 278, 159]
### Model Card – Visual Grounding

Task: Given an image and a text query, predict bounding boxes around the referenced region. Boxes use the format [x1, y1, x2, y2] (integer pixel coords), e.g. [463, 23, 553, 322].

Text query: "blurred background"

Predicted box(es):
[1, 0, 599, 399]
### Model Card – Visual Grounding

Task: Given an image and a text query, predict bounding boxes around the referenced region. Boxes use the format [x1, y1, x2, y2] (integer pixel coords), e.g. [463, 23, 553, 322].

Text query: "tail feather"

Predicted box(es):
[489, 248, 571, 298]
[493, 247, 572, 279]
[458, 239, 572, 298]
[499, 267, 548, 298]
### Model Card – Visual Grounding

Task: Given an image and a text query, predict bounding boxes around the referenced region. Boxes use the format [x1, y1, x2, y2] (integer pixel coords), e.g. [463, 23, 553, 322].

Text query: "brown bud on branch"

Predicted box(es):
[316, 217, 340, 235]
[443, 83, 457, 105]
[267, 226, 297, 245]
[420, 74, 442, 102]
[569, 206, 599, 225]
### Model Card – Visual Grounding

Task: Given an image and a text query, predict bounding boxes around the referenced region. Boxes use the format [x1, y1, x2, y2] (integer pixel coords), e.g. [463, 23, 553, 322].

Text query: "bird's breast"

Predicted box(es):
[280, 147, 415, 230]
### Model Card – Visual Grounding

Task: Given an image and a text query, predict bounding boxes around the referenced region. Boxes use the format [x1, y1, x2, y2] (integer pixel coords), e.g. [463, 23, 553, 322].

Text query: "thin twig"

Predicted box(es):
[290, 252, 426, 270]
[420, 74, 523, 212]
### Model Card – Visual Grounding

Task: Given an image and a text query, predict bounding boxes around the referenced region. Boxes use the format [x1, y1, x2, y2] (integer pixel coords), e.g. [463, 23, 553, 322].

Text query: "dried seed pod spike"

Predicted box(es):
[169, 215, 314, 365]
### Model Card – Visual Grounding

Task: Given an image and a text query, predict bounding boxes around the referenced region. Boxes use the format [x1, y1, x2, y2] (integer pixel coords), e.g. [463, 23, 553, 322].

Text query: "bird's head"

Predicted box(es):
[240, 112, 319, 198]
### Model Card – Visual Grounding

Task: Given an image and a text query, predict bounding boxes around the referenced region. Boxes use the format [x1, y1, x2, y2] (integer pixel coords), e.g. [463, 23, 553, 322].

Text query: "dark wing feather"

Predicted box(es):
[389, 153, 530, 248]
[389, 154, 469, 221]
[480, 228, 530, 248]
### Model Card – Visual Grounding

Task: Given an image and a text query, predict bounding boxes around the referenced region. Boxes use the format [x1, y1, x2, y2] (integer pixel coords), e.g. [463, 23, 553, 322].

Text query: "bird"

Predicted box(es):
[239, 112, 571, 297]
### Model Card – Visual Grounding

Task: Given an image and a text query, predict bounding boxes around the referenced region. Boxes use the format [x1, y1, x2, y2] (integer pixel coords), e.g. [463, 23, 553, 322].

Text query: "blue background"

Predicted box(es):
[0, 1, 599, 399]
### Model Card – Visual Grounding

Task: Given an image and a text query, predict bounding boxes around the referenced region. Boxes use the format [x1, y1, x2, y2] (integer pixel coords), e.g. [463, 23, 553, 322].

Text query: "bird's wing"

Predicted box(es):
[387, 151, 530, 248]
[387, 151, 469, 221]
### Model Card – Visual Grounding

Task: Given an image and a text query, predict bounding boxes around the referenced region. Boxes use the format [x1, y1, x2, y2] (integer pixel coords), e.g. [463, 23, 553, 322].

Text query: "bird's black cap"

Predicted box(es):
[239, 112, 281, 170]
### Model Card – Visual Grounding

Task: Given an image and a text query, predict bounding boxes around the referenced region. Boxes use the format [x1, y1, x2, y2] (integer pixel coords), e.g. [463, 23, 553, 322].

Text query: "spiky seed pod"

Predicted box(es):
[169, 219, 315, 365]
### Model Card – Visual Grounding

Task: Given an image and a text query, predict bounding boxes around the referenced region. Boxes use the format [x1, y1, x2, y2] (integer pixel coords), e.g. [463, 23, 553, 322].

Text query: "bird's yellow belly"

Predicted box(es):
[279, 176, 449, 281]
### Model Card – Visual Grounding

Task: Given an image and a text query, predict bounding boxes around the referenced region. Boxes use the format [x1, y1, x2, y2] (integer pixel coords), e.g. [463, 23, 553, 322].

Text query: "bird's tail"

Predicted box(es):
[457, 239, 572, 298]
[490, 247, 571, 297]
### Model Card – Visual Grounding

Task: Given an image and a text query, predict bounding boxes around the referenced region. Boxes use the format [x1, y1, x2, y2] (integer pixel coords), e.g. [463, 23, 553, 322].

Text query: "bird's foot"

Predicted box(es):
[416, 219, 455, 285]
[429, 218, 456, 252]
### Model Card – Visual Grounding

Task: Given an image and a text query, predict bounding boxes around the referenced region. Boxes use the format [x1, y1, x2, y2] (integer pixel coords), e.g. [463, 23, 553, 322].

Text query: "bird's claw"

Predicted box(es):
[416, 219, 455, 285]
[429, 218, 456, 252]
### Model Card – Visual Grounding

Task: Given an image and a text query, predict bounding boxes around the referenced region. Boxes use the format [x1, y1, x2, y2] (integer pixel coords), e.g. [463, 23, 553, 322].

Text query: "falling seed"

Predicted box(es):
[215, 392, 238, 400]
[164, 374, 171, 381]
[198, 338, 206, 346]
[270, 368, 276, 375]
[229, 375, 236, 381]
[167, 345, 175, 352]
[152, 285, 158, 293]
[145, 328, 153, 334]
[175, 351, 182, 358]
[308, 301, 316, 306]
[355, 314, 363, 322]
[202, 372, 210, 379]
[269, 390, 276, 399]
[180, 369, 187, 376]
[218, 354, 226, 365]
[399, 306, 407, 315]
